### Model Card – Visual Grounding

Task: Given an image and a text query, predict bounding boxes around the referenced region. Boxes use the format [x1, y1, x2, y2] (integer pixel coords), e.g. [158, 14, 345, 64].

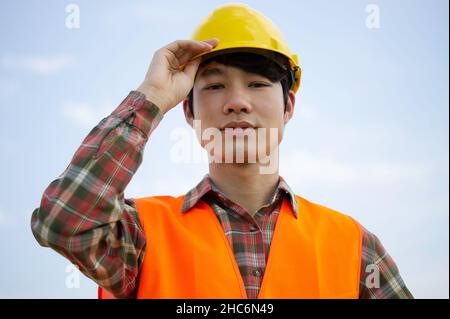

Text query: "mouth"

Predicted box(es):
[220, 121, 257, 131]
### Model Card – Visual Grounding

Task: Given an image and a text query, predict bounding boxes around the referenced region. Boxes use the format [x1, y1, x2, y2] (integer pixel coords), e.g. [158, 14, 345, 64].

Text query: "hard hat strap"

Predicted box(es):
[290, 67, 299, 89]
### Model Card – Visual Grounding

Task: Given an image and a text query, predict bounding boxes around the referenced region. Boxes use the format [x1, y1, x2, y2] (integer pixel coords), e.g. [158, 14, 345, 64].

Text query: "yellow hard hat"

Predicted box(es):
[191, 3, 302, 93]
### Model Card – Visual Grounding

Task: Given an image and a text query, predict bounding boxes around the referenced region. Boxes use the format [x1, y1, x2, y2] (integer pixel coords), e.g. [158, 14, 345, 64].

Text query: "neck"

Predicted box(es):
[208, 162, 280, 216]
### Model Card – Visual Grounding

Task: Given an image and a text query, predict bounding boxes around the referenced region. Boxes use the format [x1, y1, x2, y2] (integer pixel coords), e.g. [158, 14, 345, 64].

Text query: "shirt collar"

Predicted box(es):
[181, 173, 298, 218]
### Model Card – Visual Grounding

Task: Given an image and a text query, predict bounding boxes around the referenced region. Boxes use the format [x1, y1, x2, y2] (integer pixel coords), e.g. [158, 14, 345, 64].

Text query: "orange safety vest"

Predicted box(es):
[98, 194, 362, 299]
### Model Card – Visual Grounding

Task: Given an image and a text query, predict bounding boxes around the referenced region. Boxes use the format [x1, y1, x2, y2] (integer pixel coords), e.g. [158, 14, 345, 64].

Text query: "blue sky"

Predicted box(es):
[0, 0, 448, 298]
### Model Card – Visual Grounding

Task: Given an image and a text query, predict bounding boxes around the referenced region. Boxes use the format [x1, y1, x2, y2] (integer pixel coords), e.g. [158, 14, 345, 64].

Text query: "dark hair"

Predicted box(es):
[187, 51, 292, 118]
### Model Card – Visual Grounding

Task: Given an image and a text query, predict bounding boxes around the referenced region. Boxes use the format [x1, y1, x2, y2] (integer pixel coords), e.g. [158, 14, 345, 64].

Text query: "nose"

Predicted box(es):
[222, 88, 253, 114]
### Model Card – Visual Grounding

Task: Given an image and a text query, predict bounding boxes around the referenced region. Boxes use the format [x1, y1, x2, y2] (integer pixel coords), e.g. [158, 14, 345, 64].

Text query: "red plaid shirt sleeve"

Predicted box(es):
[359, 226, 414, 298]
[30, 91, 163, 298]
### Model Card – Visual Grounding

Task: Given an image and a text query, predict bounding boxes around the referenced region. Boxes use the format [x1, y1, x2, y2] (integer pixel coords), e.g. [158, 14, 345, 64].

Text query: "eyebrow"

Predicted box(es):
[197, 67, 226, 80]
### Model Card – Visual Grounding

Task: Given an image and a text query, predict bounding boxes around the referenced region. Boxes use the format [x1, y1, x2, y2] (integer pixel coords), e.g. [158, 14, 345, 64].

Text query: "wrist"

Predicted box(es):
[136, 84, 171, 114]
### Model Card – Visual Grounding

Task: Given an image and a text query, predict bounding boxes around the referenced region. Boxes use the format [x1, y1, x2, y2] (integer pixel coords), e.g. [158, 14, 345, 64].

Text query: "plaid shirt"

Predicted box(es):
[31, 91, 413, 299]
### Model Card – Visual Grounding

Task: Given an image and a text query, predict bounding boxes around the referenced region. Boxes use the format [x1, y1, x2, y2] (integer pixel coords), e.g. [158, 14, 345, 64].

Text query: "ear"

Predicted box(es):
[284, 90, 296, 124]
[183, 98, 194, 128]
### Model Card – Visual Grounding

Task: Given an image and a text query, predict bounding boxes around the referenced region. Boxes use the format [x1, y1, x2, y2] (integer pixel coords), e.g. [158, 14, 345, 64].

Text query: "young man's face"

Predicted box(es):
[183, 60, 295, 164]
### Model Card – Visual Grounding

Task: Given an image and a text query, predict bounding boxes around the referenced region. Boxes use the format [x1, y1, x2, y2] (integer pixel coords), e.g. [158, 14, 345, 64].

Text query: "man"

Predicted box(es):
[31, 3, 413, 299]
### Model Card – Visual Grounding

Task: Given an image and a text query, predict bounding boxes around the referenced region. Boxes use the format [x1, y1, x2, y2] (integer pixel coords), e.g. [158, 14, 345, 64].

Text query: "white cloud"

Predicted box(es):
[1, 55, 73, 75]
[280, 149, 431, 186]
[61, 101, 112, 129]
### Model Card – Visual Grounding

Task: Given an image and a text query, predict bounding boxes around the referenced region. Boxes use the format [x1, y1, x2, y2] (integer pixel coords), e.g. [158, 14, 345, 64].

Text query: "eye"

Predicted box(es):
[205, 84, 224, 90]
[250, 82, 269, 88]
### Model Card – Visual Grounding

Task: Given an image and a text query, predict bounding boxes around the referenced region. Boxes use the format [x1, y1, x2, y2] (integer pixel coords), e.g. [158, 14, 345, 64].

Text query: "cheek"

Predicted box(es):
[191, 108, 220, 149]
[254, 87, 284, 112]
[194, 113, 217, 133]
[258, 98, 285, 127]
[256, 101, 285, 146]
[194, 93, 223, 120]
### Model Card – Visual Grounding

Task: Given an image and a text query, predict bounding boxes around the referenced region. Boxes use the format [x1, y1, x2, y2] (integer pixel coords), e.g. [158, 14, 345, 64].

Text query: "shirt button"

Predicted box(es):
[249, 225, 258, 232]
[253, 268, 263, 277]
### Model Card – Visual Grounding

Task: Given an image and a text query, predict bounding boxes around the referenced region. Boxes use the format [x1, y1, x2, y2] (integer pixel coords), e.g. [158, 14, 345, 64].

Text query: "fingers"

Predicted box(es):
[202, 38, 219, 48]
[165, 40, 209, 60]
[183, 57, 203, 80]
[165, 39, 219, 66]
